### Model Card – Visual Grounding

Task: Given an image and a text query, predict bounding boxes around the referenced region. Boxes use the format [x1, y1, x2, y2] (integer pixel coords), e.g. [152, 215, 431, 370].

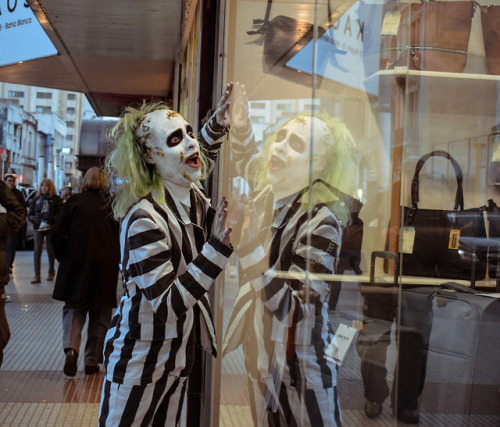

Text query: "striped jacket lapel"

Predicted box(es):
[161, 187, 217, 355]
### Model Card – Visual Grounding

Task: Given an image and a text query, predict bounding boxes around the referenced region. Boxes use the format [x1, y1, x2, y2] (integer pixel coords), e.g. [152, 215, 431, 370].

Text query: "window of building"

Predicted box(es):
[250, 115, 266, 124]
[65, 135, 73, 141]
[67, 121, 75, 128]
[67, 93, 76, 100]
[276, 103, 292, 111]
[67, 107, 75, 115]
[250, 102, 266, 109]
[8, 91, 24, 98]
[36, 106, 51, 113]
[65, 162, 72, 169]
[36, 92, 52, 99]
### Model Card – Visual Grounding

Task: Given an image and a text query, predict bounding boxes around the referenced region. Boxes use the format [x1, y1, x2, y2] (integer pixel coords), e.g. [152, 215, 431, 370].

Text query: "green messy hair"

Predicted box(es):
[106, 101, 209, 219]
[256, 112, 357, 223]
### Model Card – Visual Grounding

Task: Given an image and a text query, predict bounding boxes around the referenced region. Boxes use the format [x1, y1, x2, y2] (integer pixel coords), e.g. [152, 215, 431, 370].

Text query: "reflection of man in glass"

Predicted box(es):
[224, 84, 357, 426]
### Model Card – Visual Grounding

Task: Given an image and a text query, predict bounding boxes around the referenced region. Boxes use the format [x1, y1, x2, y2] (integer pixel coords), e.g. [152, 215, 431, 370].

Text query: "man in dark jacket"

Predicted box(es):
[0, 180, 26, 367]
[4, 175, 27, 274]
[51, 167, 120, 376]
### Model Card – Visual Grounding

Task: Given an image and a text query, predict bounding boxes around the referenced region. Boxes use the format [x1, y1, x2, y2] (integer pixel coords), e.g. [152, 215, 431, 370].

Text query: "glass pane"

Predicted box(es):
[216, 1, 500, 426]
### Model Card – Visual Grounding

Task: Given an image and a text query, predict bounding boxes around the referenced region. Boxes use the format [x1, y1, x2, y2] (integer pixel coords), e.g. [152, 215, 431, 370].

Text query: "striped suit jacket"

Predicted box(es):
[224, 186, 341, 389]
[103, 117, 232, 387]
[224, 124, 342, 393]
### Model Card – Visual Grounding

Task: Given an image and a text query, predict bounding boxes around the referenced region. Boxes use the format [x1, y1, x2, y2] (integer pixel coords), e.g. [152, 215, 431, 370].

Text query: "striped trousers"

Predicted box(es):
[98, 375, 187, 426]
[247, 371, 342, 427]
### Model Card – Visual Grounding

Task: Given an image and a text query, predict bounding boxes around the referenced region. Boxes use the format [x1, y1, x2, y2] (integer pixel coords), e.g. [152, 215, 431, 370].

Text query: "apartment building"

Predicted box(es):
[0, 83, 85, 189]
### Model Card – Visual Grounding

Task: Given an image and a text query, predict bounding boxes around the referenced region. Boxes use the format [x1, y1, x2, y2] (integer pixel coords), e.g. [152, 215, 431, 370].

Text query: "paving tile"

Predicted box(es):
[2, 250, 498, 426]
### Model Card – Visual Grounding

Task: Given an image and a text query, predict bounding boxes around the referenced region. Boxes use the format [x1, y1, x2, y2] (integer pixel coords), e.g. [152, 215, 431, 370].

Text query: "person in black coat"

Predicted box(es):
[4, 174, 27, 274]
[0, 181, 25, 367]
[28, 178, 62, 284]
[51, 167, 120, 377]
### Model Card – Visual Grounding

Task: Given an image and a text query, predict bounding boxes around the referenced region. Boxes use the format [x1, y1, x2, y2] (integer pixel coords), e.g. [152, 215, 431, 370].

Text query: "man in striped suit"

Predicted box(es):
[98, 84, 233, 426]
[223, 84, 357, 426]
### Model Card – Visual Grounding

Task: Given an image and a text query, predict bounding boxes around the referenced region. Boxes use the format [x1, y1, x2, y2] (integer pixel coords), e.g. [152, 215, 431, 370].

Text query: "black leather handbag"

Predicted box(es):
[395, 151, 488, 281]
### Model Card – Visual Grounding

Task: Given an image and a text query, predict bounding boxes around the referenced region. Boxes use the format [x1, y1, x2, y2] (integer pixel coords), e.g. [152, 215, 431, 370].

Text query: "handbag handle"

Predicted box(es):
[410, 150, 464, 212]
[311, 178, 363, 214]
[249, 0, 333, 30]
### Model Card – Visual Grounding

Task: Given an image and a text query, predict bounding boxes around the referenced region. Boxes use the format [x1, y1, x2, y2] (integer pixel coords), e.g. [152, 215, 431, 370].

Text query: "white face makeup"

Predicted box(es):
[266, 116, 332, 198]
[136, 110, 202, 187]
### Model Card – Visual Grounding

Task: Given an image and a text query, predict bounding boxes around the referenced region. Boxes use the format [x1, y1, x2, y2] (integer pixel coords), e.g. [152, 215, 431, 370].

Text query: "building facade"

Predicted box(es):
[0, 83, 85, 189]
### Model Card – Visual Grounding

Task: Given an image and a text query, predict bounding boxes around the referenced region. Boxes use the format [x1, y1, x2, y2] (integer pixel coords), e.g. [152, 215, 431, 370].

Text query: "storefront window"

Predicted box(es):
[213, 0, 500, 426]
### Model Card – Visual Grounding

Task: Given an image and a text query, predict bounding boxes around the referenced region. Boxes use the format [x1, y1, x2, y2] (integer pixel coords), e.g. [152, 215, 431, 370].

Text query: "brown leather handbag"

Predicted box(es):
[480, 4, 500, 75]
[379, 0, 475, 73]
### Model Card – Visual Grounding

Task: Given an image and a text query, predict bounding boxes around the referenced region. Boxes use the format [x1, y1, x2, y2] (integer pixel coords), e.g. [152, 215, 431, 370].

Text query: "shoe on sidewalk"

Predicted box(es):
[395, 407, 419, 424]
[47, 271, 55, 281]
[64, 348, 78, 377]
[84, 365, 100, 375]
[31, 277, 41, 284]
[364, 400, 383, 419]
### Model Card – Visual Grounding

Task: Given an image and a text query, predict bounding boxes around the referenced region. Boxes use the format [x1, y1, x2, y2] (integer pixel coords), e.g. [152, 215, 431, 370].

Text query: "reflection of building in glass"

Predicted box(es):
[248, 98, 321, 142]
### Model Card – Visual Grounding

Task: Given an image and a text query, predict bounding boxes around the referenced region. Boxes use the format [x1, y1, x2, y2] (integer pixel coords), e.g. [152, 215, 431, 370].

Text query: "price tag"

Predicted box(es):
[448, 229, 460, 250]
[381, 11, 401, 36]
[324, 323, 358, 366]
[400, 226, 415, 254]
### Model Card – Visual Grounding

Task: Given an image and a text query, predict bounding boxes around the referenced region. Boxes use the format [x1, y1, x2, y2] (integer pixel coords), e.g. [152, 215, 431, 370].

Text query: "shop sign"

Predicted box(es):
[285, 1, 378, 95]
[0, 0, 57, 67]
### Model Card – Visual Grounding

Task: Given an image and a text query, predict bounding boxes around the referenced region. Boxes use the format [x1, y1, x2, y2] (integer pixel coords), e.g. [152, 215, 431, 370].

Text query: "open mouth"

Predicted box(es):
[185, 152, 201, 168]
[268, 154, 286, 172]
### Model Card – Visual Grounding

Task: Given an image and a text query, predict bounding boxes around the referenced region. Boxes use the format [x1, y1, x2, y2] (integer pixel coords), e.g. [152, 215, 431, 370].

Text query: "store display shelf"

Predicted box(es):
[273, 270, 498, 288]
[365, 69, 500, 107]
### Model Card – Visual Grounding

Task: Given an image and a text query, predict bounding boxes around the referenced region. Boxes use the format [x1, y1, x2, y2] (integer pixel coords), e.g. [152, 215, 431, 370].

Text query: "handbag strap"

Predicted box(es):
[312, 178, 363, 214]
[264, 0, 272, 22]
[249, 0, 333, 30]
[410, 150, 464, 213]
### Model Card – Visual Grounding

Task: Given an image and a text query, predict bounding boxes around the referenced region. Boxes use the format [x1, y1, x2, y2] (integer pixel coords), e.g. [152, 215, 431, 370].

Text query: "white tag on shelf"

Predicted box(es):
[381, 11, 401, 36]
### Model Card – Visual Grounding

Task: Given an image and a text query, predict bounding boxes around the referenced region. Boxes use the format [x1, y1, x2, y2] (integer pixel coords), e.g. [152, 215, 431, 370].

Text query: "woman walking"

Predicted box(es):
[28, 178, 62, 284]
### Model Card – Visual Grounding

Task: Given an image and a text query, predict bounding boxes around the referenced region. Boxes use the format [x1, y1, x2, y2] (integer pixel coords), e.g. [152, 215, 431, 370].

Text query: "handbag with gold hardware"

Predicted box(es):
[379, 0, 475, 72]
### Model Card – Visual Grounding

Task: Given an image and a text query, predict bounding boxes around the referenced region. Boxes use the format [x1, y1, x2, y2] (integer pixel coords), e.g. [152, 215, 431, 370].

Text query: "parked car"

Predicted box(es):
[19, 186, 36, 250]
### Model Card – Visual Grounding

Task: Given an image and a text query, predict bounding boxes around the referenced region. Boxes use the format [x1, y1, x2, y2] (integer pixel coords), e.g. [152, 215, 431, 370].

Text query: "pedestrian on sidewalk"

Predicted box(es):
[51, 167, 120, 377]
[0, 180, 25, 367]
[28, 178, 62, 284]
[4, 174, 27, 274]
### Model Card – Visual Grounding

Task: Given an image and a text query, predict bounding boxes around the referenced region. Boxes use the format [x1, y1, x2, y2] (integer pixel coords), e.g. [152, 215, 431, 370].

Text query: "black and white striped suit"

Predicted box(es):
[224, 126, 342, 426]
[99, 119, 232, 426]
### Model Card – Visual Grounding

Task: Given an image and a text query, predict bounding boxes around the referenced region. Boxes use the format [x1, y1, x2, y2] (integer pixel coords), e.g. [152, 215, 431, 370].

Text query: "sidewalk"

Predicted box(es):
[1, 250, 498, 426]
[0, 249, 101, 426]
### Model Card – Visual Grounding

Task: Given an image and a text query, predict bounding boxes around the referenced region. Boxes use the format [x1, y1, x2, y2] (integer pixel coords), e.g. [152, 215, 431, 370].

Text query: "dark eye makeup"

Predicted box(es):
[288, 133, 305, 153]
[167, 125, 195, 147]
[275, 129, 287, 143]
[167, 129, 183, 147]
